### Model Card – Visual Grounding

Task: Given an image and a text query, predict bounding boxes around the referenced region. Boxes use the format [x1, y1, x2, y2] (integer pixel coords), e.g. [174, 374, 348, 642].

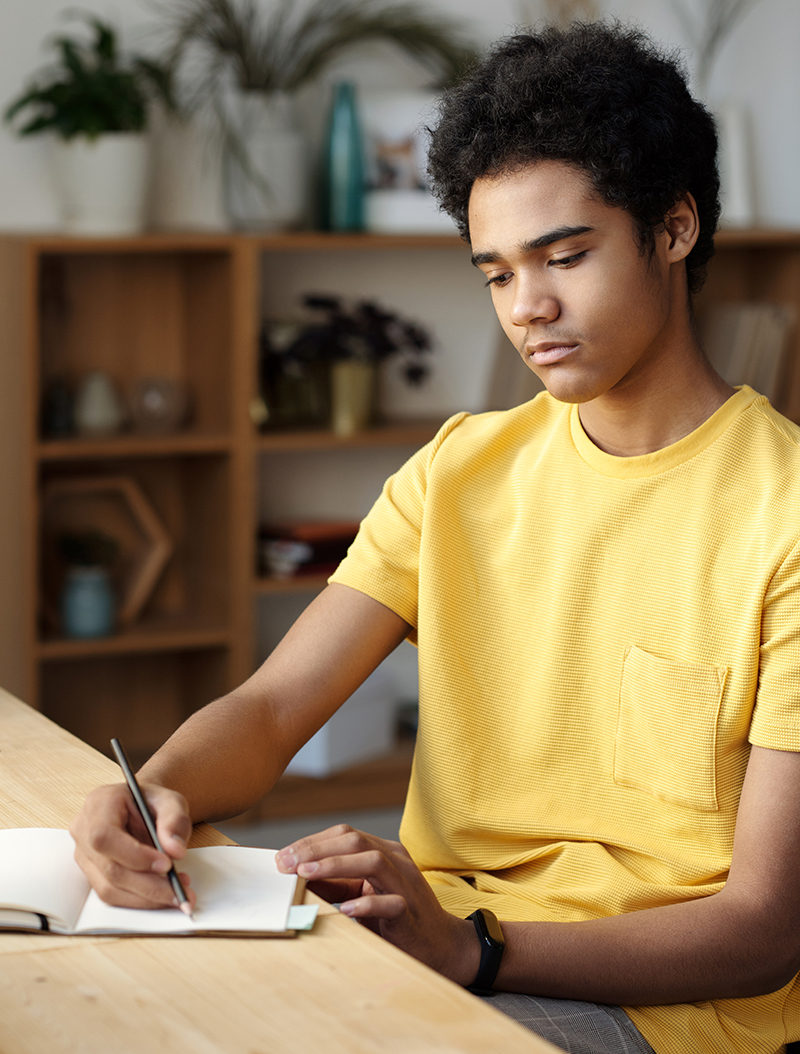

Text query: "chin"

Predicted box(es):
[539, 377, 605, 405]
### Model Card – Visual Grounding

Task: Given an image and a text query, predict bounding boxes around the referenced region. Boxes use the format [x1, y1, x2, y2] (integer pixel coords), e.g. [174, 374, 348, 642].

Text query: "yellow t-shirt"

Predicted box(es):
[329, 386, 800, 1054]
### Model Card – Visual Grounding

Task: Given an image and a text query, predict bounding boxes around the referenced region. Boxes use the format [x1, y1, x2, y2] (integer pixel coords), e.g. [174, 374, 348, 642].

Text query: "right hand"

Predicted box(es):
[69, 782, 196, 911]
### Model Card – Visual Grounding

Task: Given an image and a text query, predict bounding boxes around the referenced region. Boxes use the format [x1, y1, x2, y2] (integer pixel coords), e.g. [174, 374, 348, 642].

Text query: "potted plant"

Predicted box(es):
[157, 0, 477, 229]
[5, 15, 172, 234]
[259, 293, 432, 435]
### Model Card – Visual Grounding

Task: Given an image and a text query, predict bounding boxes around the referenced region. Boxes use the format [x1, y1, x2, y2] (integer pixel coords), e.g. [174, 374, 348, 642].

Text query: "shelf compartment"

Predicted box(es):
[697, 235, 800, 421]
[39, 453, 233, 639]
[37, 248, 234, 439]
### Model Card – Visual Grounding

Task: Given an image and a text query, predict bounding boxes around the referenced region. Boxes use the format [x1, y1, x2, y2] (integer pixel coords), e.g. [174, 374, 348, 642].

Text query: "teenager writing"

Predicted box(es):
[71, 23, 800, 1053]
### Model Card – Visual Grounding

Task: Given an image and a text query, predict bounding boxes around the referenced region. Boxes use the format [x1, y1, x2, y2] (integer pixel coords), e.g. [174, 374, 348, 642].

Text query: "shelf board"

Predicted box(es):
[37, 431, 233, 461]
[15, 230, 466, 251]
[37, 615, 231, 661]
[230, 737, 415, 822]
[715, 227, 800, 248]
[254, 574, 329, 595]
[251, 231, 466, 251]
[256, 418, 443, 452]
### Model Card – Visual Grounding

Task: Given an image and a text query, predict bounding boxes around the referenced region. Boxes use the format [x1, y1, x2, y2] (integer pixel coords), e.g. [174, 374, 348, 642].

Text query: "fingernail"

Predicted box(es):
[298, 861, 318, 877]
[339, 901, 356, 915]
[277, 853, 297, 871]
[151, 857, 170, 874]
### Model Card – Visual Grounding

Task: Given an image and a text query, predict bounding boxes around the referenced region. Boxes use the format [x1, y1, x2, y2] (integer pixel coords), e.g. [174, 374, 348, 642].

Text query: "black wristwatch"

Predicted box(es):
[465, 908, 505, 995]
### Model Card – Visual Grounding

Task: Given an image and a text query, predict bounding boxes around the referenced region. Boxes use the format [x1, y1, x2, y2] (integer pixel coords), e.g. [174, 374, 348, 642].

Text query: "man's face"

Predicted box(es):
[469, 161, 678, 406]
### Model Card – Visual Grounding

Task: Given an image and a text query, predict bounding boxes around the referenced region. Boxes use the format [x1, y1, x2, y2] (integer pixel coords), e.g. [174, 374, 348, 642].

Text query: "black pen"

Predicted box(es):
[110, 737, 193, 919]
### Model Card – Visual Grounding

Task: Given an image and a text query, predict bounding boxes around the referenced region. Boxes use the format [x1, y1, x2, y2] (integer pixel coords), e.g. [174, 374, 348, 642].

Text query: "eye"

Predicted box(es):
[484, 271, 513, 288]
[549, 251, 587, 268]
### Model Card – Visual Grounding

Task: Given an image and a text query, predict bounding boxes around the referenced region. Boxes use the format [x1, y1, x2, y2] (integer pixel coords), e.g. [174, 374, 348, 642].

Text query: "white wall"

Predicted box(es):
[0, 0, 797, 230]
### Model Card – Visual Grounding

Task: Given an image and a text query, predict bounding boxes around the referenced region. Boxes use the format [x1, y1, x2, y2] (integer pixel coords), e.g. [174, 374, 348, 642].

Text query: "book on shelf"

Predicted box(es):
[0, 828, 309, 936]
[699, 301, 796, 403]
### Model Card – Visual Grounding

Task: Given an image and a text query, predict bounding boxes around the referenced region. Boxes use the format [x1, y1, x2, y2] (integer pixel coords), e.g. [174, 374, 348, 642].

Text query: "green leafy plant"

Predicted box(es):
[158, 0, 478, 107]
[4, 14, 173, 140]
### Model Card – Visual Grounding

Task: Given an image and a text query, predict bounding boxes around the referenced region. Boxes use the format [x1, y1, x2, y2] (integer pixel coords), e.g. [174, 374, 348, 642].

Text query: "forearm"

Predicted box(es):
[138, 685, 285, 823]
[496, 889, 793, 1005]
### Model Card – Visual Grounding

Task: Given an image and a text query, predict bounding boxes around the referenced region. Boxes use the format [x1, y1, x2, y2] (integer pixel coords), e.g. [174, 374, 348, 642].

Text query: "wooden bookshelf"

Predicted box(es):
[0, 231, 459, 778]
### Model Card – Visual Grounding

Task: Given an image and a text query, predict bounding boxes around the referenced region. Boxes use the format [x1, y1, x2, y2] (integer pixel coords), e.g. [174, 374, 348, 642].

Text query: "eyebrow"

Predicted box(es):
[471, 225, 594, 268]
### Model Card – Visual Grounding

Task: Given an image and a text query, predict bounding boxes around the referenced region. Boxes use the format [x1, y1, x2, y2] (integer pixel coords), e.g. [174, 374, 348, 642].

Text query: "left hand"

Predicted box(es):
[275, 825, 478, 984]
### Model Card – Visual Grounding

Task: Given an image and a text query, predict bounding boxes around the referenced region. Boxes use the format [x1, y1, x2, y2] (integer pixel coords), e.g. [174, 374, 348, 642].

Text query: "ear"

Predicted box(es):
[664, 192, 700, 263]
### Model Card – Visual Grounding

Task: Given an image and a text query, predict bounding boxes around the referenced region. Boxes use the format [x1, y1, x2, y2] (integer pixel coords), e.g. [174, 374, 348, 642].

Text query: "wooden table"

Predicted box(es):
[0, 689, 557, 1054]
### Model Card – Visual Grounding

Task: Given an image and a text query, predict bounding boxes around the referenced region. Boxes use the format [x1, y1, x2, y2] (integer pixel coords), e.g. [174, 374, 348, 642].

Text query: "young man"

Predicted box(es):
[71, 23, 800, 1054]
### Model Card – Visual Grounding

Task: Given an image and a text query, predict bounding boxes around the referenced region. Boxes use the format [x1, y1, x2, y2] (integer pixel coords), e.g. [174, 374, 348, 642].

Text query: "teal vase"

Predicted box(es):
[321, 82, 365, 231]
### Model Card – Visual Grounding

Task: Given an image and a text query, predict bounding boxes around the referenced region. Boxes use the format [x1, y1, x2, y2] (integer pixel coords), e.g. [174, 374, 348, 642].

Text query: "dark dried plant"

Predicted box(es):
[157, 0, 478, 111]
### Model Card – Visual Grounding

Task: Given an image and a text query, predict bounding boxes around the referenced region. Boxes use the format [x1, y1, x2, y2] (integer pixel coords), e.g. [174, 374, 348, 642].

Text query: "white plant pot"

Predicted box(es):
[223, 90, 308, 230]
[51, 133, 151, 235]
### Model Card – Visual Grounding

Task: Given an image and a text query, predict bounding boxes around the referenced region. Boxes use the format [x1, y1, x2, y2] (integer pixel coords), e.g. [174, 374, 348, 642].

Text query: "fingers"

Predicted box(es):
[339, 892, 407, 920]
[276, 826, 415, 916]
[70, 782, 193, 909]
[276, 824, 405, 876]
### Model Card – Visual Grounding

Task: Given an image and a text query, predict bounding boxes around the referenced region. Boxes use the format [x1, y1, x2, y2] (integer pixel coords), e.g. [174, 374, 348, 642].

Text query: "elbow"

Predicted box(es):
[754, 949, 800, 997]
[725, 928, 800, 998]
[713, 887, 800, 998]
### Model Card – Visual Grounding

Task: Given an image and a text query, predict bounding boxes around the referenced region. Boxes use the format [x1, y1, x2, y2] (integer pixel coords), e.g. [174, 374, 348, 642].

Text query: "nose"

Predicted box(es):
[508, 276, 560, 328]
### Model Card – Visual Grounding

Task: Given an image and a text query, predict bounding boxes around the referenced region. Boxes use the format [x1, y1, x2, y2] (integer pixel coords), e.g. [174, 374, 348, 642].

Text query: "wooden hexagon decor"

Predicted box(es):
[43, 476, 174, 627]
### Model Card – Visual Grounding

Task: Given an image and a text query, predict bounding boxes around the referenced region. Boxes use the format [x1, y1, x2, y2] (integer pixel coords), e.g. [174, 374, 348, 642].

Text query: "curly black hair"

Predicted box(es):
[427, 21, 720, 294]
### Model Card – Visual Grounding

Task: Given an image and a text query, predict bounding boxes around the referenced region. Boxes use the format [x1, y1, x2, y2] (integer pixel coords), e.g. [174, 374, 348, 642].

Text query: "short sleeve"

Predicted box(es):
[328, 412, 470, 638]
[749, 539, 800, 750]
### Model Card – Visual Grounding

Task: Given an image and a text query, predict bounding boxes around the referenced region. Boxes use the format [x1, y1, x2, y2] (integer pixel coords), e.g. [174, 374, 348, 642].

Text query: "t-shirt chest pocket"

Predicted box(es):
[613, 645, 729, 811]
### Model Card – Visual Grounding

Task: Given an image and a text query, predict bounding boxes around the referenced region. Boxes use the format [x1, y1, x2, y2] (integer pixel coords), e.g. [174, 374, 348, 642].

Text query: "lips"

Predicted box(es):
[527, 342, 580, 366]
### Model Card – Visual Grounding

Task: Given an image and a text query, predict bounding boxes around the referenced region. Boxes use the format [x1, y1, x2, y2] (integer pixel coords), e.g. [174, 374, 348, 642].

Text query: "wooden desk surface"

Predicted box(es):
[0, 689, 557, 1053]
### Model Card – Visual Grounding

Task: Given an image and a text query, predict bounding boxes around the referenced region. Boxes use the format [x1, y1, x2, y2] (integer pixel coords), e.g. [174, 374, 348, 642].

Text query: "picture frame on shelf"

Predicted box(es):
[42, 476, 173, 634]
[360, 90, 457, 235]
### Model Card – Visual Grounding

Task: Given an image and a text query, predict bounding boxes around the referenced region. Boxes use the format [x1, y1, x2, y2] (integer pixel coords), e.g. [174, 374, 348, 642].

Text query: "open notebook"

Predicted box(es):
[0, 828, 309, 936]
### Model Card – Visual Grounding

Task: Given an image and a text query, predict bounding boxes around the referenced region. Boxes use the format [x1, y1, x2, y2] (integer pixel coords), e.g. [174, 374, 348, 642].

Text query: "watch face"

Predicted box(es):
[481, 909, 505, 947]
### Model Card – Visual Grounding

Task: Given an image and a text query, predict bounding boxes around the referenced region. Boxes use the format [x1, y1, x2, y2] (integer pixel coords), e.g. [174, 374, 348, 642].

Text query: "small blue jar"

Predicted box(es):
[60, 566, 115, 639]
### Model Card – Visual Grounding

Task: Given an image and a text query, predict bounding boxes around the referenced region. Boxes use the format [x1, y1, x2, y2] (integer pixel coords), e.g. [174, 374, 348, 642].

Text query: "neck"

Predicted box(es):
[578, 332, 736, 458]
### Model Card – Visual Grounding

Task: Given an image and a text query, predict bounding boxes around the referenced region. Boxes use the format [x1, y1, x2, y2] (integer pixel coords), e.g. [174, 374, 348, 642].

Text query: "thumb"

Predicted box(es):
[143, 785, 192, 860]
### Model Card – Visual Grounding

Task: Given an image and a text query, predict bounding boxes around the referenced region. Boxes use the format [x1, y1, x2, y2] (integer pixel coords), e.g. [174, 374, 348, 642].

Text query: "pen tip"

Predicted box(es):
[179, 901, 193, 919]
